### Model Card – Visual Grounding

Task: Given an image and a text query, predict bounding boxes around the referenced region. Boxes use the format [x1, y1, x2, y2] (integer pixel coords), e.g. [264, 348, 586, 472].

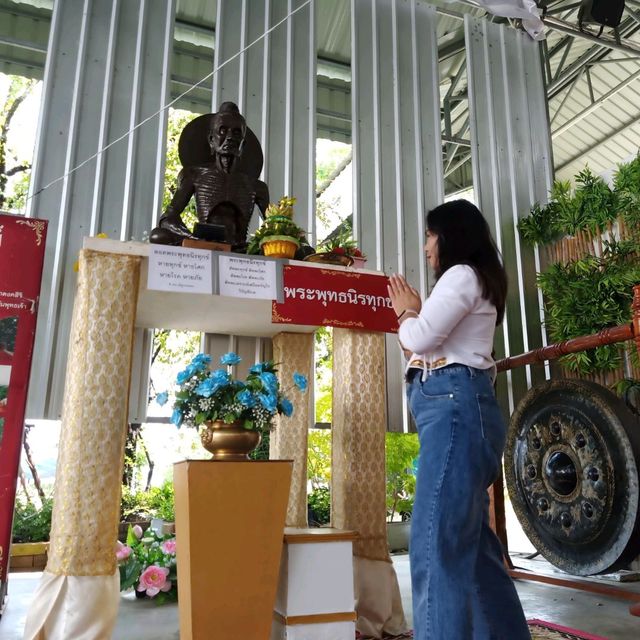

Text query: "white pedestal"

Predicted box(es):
[271, 528, 358, 640]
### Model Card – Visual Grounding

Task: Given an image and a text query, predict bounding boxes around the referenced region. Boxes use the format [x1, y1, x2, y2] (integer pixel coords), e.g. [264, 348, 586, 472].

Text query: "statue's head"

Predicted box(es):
[208, 102, 247, 161]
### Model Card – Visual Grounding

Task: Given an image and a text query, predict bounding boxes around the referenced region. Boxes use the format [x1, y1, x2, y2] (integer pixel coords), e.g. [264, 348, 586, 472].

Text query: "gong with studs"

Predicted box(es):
[505, 379, 640, 575]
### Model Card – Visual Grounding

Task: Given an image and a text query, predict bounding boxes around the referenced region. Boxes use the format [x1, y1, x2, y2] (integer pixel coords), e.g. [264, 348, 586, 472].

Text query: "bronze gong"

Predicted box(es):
[505, 379, 640, 575]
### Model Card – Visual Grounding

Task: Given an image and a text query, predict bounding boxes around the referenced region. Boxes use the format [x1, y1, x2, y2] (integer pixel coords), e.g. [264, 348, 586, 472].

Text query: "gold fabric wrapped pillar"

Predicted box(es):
[332, 328, 408, 638]
[23, 250, 141, 640]
[269, 332, 314, 527]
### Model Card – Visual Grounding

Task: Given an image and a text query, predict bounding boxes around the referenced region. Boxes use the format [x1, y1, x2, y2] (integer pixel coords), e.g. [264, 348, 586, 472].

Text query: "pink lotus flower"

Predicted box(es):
[132, 524, 143, 539]
[137, 565, 171, 597]
[161, 538, 176, 555]
[115, 541, 132, 562]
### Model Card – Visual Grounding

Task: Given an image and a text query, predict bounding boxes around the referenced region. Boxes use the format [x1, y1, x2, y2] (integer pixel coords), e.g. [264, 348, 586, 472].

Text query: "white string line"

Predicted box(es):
[27, 0, 312, 204]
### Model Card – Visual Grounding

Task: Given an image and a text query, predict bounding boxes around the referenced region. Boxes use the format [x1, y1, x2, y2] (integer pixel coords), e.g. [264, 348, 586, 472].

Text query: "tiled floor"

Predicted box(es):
[1, 553, 639, 639]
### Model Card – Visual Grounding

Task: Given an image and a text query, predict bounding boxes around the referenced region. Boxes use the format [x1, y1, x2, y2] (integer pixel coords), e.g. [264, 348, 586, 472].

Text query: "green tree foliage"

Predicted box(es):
[12, 497, 53, 543]
[249, 431, 270, 460]
[314, 326, 333, 423]
[385, 433, 419, 522]
[518, 158, 640, 379]
[162, 108, 199, 230]
[315, 140, 351, 190]
[0, 76, 35, 211]
[120, 478, 175, 522]
[308, 486, 330, 525]
[519, 160, 640, 245]
[307, 429, 331, 488]
[613, 154, 640, 231]
[307, 429, 332, 526]
[537, 239, 640, 374]
[152, 329, 201, 367]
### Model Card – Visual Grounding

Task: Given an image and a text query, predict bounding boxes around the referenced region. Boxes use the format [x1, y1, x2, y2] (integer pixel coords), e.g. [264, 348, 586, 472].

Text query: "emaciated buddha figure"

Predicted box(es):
[150, 102, 269, 250]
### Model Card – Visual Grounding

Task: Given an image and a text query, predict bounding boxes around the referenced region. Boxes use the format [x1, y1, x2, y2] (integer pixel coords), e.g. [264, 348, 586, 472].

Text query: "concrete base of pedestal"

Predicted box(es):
[174, 460, 292, 640]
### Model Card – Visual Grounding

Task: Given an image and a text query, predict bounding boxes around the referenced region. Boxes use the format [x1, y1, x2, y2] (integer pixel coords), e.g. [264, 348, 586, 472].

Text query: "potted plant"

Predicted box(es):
[246, 196, 309, 259]
[117, 524, 177, 603]
[156, 351, 308, 459]
[385, 432, 419, 552]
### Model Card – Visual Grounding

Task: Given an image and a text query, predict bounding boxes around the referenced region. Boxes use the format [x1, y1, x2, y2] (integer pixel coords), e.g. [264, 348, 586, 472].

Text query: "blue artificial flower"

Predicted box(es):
[177, 363, 199, 384]
[190, 354, 211, 372]
[280, 398, 293, 417]
[258, 392, 278, 413]
[171, 408, 183, 427]
[293, 372, 308, 392]
[195, 377, 215, 397]
[155, 391, 169, 406]
[237, 389, 256, 407]
[192, 353, 212, 366]
[211, 368, 230, 383]
[220, 352, 242, 366]
[259, 371, 278, 393]
[249, 362, 265, 374]
[195, 376, 227, 398]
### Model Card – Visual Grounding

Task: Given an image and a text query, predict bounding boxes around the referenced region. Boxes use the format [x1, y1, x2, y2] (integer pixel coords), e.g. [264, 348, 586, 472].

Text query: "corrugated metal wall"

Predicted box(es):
[465, 15, 553, 415]
[23, 1, 552, 427]
[201, 0, 317, 427]
[211, 0, 316, 242]
[25, 0, 176, 419]
[351, 0, 443, 432]
[24, 0, 318, 421]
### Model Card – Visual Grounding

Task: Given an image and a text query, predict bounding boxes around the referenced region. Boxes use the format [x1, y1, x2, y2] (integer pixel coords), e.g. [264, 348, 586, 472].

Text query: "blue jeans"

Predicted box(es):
[407, 365, 530, 640]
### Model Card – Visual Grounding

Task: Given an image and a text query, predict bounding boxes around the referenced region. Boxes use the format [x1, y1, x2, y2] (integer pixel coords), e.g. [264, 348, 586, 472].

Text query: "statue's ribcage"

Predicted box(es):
[193, 169, 256, 227]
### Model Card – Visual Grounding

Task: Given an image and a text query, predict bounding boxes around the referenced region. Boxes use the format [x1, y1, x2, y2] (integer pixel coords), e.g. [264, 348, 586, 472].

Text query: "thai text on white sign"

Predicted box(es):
[147, 245, 213, 294]
[218, 255, 280, 300]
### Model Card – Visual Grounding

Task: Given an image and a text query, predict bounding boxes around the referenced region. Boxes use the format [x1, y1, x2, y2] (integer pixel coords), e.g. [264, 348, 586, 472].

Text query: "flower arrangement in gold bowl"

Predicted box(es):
[306, 226, 367, 268]
[156, 352, 308, 459]
[246, 196, 309, 259]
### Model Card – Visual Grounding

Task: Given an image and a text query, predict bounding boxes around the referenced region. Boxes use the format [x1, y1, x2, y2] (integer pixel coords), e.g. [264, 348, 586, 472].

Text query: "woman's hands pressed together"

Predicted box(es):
[387, 273, 422, 321]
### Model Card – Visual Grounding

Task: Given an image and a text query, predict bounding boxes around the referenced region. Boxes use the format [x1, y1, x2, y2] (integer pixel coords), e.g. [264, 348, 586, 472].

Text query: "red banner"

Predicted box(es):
[0, 215, 47, 606]
[272, 264, 398, 333]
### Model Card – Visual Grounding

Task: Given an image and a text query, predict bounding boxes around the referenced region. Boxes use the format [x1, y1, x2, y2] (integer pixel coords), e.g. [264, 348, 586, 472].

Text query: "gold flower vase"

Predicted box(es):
[260, 235, 300, 259]
[199, 421, 261, 460]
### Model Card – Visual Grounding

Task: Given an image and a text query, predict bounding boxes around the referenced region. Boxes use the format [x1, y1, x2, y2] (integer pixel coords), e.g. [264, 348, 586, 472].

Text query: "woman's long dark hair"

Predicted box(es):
[427, 200, 507, 324]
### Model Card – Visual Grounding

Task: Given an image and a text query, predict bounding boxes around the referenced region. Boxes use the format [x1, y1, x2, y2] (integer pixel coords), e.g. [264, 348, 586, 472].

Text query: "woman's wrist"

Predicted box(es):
[396, 309, 419, 321]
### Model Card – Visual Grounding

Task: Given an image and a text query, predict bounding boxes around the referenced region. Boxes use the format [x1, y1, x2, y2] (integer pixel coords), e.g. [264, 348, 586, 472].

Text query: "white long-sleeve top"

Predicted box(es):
[399, 264, 497, 378]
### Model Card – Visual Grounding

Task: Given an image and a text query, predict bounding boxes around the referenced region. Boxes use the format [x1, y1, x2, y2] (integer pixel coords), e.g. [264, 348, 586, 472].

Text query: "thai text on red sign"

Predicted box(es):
[272, 264, 398, 333]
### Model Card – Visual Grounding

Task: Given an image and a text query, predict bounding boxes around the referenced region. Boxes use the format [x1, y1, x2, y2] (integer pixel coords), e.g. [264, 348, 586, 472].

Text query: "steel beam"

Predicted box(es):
[552, 68, 640, 139]
[546, 19, 640, 98]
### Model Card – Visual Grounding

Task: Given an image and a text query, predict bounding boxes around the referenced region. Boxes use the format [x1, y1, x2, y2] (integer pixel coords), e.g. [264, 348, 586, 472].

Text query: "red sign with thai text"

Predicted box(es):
[272, 264, 398, 333]
[0, 215, 47, 606]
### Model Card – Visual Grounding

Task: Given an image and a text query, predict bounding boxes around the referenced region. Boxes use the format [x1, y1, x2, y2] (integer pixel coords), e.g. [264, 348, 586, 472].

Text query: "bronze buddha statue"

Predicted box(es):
[150, 102, 269, 250]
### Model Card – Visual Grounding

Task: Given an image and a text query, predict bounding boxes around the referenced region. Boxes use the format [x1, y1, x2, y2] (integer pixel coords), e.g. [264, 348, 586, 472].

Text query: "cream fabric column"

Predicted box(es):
[332, 328, 408, 638]
[269, 332, 314, 527]
[23, 249, 141, 640]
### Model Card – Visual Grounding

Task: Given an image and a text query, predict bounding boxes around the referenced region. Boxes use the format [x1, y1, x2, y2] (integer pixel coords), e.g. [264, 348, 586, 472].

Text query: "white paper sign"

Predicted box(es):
[147, 245, 213, 294]
[218, 255, 278, 300]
